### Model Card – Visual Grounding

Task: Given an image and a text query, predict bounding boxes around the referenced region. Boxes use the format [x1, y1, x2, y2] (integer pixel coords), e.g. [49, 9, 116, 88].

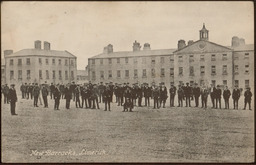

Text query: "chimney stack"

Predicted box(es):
[188, 40, 194, 46]
[178, 40, 186, 50]
[35, 40, 41, 49]
[44, 41, 51, 50]
[232, 36, 246, 47]
[4, 50, 13, 56]
[133, 40, 141, 51]
[143, 43, 151, 50]
[103, 44, 113, 54]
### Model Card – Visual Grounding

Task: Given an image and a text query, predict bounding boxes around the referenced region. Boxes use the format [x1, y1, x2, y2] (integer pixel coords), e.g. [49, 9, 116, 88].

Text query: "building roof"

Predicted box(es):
[5, 49, 76, 58]
[90, 49, 176, 59]
[228, 44, 254, 51]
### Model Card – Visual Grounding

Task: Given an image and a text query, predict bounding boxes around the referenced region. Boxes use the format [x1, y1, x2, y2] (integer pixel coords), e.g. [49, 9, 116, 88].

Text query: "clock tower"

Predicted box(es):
[199, 23, 209, 41]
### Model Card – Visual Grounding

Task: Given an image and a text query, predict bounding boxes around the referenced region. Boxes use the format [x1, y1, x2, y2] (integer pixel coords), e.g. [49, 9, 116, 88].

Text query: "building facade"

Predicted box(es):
[88, 24, 254, 90]
[4, 40, 77, 86]
[1, 59, 6, 85]
[76, 69, 89, 84]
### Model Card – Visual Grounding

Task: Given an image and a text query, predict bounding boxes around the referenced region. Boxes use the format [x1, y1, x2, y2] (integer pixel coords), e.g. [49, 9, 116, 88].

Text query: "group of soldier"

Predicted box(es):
[1, 81, 253, 115]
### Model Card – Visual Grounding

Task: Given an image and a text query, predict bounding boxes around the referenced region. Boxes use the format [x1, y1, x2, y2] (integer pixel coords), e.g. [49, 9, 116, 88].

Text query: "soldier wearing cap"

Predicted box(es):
[215, 85, 222, 109]
[223, 86, 231, 109]
[50, 83, 55, 99]
[33, 83, 41, 107]
[53, 85, 61, 110]
[137, 84, 143, 107]
[20, 83, 26, 99]
[177, 85, 184, 107]
[8, 84, 17, 115]
[98, 82, 105, 103]
[152, 84, 160, 109]
[3, 84, 9, 104]
[103, 85, 112, 111]
[75, 84, 81, 108]
[116, 84, 123, 106]
[159, 82, 168, 108]
[209, 84, 217, 108]
[184, 83, 192, 107]
[131, 84, 137, 106]
[143, 83, 151, 107]
[81, 84, 90, 108]
[64, 83, 72, 109]
[91, 84, 100, 109]
[201, 85, 209, 109]
[169, 84, 176, 107]
[243, 87, 252, 110]
[109, 82, 114, 102]
[193, 83, 201, 107]
[41, 84, 49, 108]
[232, 85, 240, 109]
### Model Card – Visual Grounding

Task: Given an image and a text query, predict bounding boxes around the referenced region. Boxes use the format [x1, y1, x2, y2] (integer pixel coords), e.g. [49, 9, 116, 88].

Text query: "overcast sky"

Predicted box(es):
[1, 1, 254, 70]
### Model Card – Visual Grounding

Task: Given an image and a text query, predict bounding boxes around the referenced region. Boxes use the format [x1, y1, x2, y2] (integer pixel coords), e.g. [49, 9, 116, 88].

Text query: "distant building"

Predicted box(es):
[4, 40, 77, 86]
[76, 68, 89, 84]
[1, 58, 6, 85]
[88, 24, 254, 90]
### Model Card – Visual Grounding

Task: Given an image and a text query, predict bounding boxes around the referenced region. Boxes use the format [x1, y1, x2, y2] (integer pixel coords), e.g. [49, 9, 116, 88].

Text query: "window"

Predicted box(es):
[108, 58, 112, 64]
[52, 59, 55, 65]
[189, 55, 194, 62]
[151, 57, 156, 64]
[142, 57, 146, 64]
[65, 71, 68, 80]
[235, 80, 239, 87]
[59, 70, 62, 80]
[170, 68, 174, 77]
[211, 54, 216, 61]
[212, 80, 216, 86]
[178, 55, 183, 62]
[39, 70, 42, 79]
[223, 65, 227, 75]
[27, 70, 30, 79]
[46, 59, 49, 65]
[125, 70, 129, 78]
[108, 70, 112, 78]
[234, 65, 239, 74]
[9, 59, 14, 66]
[245, 53, 249, 59]
[46, 70, 49, 79]
[170, 55, 174, 62]
[100, 59, 103, 65]
[18, 59, 22, 66]
[18, 70, 22, 80]
[100, 71, 104, 79]
[211, 66, 216, 75]
[52, 71, 55, 79]
[58, 59, 61, 65]
[26, 58, 30, 65]
[223, 80, 227, 86]
[39, 58, 42, 64]
[161, 68, 165, 77]
[222, 54, 227, 60]
[189, 66, 194, 76]
[117, 58, 120, 64]
[234, 54, 239, 60]
[71, 71, 74, 80]
[117, 70, 121, 78]
[134, 69, 138, 77]
[245, 80, 249, 88]
[141, 69, 146, 78]
[200, 55, 205, 61]
[91, 59, 95, 65]
[200, 66, 205, 75]
[151, 68, 155, 77]
[125, 57, 129, 64]
[65, 59, 68, 66]
[91, 71, 95, 80]
[160, 57, 165, 63]
[245, 65, 249, 74]
[71, 60, 74, 66]
[10, 70, 14, 80]
[134, 58, 138, 64]
[179, 67, 183, 76]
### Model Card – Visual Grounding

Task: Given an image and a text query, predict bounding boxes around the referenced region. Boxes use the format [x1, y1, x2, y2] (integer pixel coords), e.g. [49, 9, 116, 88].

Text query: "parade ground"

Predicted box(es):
[1, 95, 254, 163]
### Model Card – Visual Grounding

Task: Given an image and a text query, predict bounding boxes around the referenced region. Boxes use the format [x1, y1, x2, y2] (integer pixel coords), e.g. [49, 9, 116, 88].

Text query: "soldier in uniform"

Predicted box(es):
[193, 83, 201, 107]
[24, 83, 28, 99]
[137, 84, 143, 107]
[169, 84, 176, 107]
[159, 83, 168, 108]
[177, 85, 184, 107]
[143, 83, 151, 107]
[8, 84, 18, 115]
[215, 85, 222, 109]
[184, 83, 192, 107]
[3, 84, 9, 104]
[209, 84, 217, 108]
[59, 83, 65, 99]
[33, 83, 41, 107]
[131, 84, 137, 106]
[30, 83, 35, 100]
[64, 83, 72, 109]
[41, 84, 49, 108]
[109, 82, 114, 102]
[81, 85, 90, 108]
[50, 83, 55, 99]
[116, 84, 123, 106]
[70, 82, 76, 101]
[91, 84, 100, 109]
[152, 85, 160, 109]
[114, 83, 119, 103]
[98, 82, 105, 103]
[74, 84, 81, 108]
[20, 83, 25, 99]
[243, 87, 252, 110]
[223, 86, 231, 109]
[201, 85, 209, 109]
[103, 85, 112, 111]
[232, 85, 240, 110]
[54, 85, 61, 110]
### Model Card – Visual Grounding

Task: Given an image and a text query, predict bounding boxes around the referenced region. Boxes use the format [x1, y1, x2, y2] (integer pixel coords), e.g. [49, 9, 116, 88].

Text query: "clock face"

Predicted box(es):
[198, 41, 206, 50]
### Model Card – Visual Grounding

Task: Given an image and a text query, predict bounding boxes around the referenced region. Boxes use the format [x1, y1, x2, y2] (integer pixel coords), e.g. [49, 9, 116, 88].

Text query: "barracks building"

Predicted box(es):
[88, 24, 254, 90]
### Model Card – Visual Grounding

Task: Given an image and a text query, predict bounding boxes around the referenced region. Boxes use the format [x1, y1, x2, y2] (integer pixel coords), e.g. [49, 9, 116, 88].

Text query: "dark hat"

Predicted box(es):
[186, 83, 189, 85]
[11, 84, 15, 87]
[217, 85, 220, 87]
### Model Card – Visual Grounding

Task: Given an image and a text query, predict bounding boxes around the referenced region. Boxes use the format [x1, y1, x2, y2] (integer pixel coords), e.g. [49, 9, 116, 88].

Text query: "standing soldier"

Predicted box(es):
[98, 82, 105, 103]
[109, 82, 114, 102]
[30, 83, 35, 99]
[81, 85, 90, 108]
[33, 83, 41, 107]
[177, 85, 184, 107]
[50, 83, 55, 99]
[184, 83, 192, 107]
[131, 84, 137, 106]
[70, 82, 76, 101]
[143, 83, 151, 107]
[59, 83, 65, 99]
[169, 84, 176, 107]
[114, 83, 119, 103]
[26, 83, 31, 99]
[64, 84, 72, 109]
[243, 87, 252, 110]
[215, 85, 222, 109]
[24, 83, 28, 99]
[193, 83, 201, 107]
[20, 83, 25, 99]
[159, 83, 168, 108]
[116, 84, 122, 106]
[103, 85, 112, 111]
[75, 84, 81, 108]
[91, 84, 100, 109]
[152, 85, 160, 109]
[209, 84, 217, 108]
[223, 86, 231, 109]
[232, 85, 240, 110]
[3, 84, 9, 104]
[54, 85, 61, 110]
[41, 84, 49, 108]
[8, 84, 18, 115]
[137, 84, 143, 107]
[201, 85, 209, 109]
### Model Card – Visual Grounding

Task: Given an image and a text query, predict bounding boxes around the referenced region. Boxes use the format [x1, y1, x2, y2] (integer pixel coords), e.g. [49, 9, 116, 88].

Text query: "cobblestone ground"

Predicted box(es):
[1, 95, 254, 163]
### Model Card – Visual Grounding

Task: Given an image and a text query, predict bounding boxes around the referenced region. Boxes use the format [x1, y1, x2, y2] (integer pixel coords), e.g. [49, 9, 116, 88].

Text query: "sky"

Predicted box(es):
[1, 1, 254, 70]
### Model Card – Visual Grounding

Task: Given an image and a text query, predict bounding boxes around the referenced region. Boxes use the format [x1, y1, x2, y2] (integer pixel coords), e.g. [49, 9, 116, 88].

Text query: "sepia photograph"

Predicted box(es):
[1, 1, 254, 163]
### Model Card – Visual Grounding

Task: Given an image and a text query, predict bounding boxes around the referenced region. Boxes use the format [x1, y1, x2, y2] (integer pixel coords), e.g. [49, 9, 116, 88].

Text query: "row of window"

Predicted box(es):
[179, 54, 229, 62]
[9, 70, 74, 80]
[178, 80, 250, 88]
[9, 58, 75, 66]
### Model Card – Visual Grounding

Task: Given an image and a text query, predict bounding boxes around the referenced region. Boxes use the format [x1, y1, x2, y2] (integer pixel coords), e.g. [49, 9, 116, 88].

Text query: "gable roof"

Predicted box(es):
[5, 49, 76, 58]
[174, 40, 232, 54]
[90, 48, 176, 59]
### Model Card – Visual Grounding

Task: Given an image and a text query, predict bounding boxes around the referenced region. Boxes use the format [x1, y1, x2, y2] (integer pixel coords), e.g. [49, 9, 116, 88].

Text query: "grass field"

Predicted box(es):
[1, 95, 254, 163]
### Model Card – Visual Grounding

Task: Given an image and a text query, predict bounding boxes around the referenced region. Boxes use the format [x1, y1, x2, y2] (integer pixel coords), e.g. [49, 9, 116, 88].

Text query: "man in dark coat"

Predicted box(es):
[184, 83, 192, 107]
[8, 84, 18, 115]
[98, 82, 105, 103]
[193, 83, 201, 107]
[41, 84, 49, 108]
[91, 84, 100, 109]
[232, 85, 240, 109]
[177, 85, 184, 107]
[109, 82, 114, 102]
[64, 84, 72, 109]
[215, 85, 222, 109]
[54, 85, 61, 110]
[159, 83, 168, 108]
[143, 83, 151, 107]
[209, 84, 217, 108]
[33, 83, 41, 107]
[169, 84, 176, 107]
[116, 84, 123, 106]
[3, 84, 9, 104]
[103, 85, 112, 111]
[201, 86, 209, 109]
[137, 84, 143, 107]
[50, 83, 55, 99]
[131, 84, 137, 106]
[81, 85, 90, 108]
[20, 83, 25, 99]
[70, 82, 76, 101]
[59, 83, 65, 99]
[152, 85, 160, 109]
[74, 85, 81, 108]
[223, 86, 231, 109]
[30, 83, 35, 99]
[243, 87, 252, 110]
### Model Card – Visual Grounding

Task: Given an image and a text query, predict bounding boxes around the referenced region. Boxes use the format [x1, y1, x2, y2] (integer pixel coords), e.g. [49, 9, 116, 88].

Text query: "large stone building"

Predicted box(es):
[88, 24, 254, 90]
[3, 40, 77, 86]
[1, 58, 6, 85]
